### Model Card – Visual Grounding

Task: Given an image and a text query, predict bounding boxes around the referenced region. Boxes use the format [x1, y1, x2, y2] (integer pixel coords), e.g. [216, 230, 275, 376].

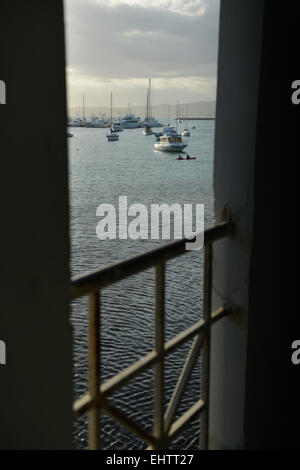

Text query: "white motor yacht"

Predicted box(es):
[122, 113, 141, 129]
[154, 126, 187, 152]
[112, 120, 123, 132]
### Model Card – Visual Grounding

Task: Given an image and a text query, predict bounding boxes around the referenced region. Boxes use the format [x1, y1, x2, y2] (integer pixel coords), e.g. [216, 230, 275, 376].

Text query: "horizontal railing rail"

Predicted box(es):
[71, 221, 234, 450]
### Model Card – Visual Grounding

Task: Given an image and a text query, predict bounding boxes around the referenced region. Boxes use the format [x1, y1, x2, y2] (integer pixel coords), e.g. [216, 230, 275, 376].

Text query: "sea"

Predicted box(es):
[68, 118, 215, 449]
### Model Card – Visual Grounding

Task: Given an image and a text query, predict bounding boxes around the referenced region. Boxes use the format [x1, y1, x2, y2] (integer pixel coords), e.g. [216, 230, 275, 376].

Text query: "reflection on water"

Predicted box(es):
[69, 119, 214, 449]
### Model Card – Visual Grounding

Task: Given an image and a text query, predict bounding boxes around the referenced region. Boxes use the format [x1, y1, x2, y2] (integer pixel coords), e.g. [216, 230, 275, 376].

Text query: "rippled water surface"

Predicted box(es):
[69, 119, 215, 449]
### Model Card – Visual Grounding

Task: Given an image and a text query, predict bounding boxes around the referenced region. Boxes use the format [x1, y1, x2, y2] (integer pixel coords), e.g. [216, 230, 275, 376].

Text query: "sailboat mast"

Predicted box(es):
[146, 86, 149, 120]
[110, 91, 113, 122]
[149, 78, 151, 119]
[82, 93, 85, 121]
[186, 103, 189, 130]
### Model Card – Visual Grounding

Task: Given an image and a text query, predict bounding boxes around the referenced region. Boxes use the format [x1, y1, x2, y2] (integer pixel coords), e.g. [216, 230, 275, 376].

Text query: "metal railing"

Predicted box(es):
[72, 221, 234, 450]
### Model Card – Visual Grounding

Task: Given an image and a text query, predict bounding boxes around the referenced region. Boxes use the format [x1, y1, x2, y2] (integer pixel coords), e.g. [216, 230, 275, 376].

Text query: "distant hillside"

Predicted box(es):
[68, 101, 216, 119]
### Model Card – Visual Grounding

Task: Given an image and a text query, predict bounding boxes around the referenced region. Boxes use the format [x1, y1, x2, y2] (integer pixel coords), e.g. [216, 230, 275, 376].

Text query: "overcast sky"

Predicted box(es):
[64, 0, 220, 109]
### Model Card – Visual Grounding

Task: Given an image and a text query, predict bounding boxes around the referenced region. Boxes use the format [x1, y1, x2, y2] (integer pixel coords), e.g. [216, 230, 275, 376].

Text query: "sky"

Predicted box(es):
[64, 0, 220, 110]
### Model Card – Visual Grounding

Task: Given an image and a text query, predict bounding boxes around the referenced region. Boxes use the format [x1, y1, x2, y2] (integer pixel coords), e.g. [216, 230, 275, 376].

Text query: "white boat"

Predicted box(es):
[154, 126, 187, 152]
[122, 113, 141, 129]
[106, 130, 119, 141]
[143, 124, 153, 135]
[181, 128, 190, 137]
[106, 95, 119, 141]
[68, 117, 82, 127]
[112, 120, 123, 132]
[95, 117, 110, 128]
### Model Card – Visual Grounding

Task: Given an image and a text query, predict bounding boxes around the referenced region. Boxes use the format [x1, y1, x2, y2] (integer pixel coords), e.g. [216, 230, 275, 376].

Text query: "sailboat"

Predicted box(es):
[81, 92, 87, 127]
[181, 103, 190, 136]
[143, 79, 152, 135]
[106, 92, 119, 141]
[142, 78, 162, 129]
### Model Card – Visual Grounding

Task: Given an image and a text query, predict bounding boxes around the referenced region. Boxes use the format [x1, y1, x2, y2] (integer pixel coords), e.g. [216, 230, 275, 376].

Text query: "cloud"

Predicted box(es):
[64, 0, 220, 106]
[93, 0, 207, 16]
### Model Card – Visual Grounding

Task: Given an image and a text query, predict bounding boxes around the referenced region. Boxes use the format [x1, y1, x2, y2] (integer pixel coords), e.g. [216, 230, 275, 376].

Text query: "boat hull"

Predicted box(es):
[154, 143, 187, 152]
[123, 123, 140, 129]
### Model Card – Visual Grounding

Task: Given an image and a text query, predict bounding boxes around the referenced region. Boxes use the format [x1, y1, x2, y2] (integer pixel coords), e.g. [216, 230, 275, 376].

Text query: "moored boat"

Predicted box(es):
[121, 113, 141, 129]
[112, 120, 123, 132]
[154, 126, 187, 152]
[106, 129, 119, 141]
[143, 124, 153, 135]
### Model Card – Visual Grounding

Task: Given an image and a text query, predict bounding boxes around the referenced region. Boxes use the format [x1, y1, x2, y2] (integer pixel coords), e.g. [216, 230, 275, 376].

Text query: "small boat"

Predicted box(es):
[181, 128, 190, 137]
[143, 124, 153, 135]
[176, 155, 196, 160]
[106, 129, 119, 141]
[112, 120, 123, 132]
[95, 117, 110, 128]
[106, 94, 120, 140]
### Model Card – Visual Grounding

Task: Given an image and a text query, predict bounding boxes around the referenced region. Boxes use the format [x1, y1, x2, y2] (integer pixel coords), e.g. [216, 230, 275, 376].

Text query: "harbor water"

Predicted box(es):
[69, 119, 215, 449]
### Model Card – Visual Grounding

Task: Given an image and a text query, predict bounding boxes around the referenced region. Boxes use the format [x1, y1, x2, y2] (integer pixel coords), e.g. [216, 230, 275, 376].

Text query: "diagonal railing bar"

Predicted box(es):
[164, 333, 205, 434]
[101, 350, 158, 398]
[163, 307, 226, 354]
[73, 393, 97, 419]
[168, 399, 205, 441]
[101, 397, 157, 448]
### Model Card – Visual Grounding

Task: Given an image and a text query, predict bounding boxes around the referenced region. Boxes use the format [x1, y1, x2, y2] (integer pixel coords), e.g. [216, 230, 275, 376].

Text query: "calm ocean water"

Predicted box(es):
[69, 119, 215, 449]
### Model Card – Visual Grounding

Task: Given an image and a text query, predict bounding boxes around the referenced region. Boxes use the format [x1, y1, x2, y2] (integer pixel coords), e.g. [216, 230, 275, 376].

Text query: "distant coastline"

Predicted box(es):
[68, 100, 216, 119]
